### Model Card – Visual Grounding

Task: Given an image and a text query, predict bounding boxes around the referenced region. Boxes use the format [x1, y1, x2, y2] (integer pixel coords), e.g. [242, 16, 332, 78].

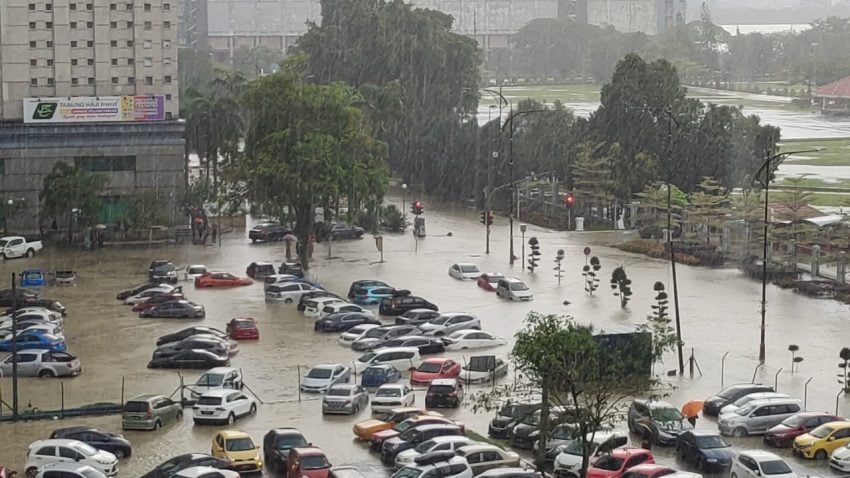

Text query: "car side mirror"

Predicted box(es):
[829, 436, 836, 441]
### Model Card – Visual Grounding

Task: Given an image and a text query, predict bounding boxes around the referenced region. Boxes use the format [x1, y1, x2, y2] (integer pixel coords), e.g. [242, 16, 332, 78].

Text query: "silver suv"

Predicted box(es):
[418, 313, 480, 337]
[718, 398, 803, 437]
[121, 394, 183, 431]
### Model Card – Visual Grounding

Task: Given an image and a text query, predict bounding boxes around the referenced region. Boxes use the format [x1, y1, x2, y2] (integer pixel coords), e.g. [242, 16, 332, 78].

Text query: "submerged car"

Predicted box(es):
[380, 296, 438, 316]
[263, 428, 309, 472]
[227, 317, 260, 340]
[459, 356, 509, 384]
[373, 384, 416, 413]
[448, 263, 481, 280]
[210, 430, 262, 474]
[410, 358, 461, 386]
[477, 273, 504, 291]
[348, 280, 390, 299]
[195, 272, 253, 288]
[148, 349, 230, 369]
[315, 312, 380, 332]
[322, 384, 370, 415]
[300, 364, 352, 393]
[249, 223, 292, 243]
[139, 453, 231, 478]
[49, 427, 132, 459]
[140, 300, 205, 319]
[0, 332, 64, 352]
[157, 326, 228, 346]
[352, 408, 440, 441]
[0, 349, 80, 377]
[246, 261, 277, 279]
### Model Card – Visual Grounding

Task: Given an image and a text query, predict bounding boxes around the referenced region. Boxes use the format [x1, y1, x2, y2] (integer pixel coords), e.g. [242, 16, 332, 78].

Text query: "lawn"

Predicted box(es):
[479, 84, 601, 105]
[780, 138, 850, 166]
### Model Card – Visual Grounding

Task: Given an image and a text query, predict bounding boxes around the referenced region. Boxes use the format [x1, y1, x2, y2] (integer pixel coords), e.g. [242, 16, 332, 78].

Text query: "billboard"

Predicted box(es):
[23, 96, 165, 123]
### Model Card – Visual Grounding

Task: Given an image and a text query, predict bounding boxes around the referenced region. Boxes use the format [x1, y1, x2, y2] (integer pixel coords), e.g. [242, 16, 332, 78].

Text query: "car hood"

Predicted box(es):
[767, 423, 796, 435]
[513, 424, 536, 437]
[226, 449, 259, 462]
[302, 377, 331, 388]
[654, 420, 691, 433]
[354, 419, 388, 432]
[701, 447, 735, 461]
[795, 433, 818, 447]
[373, 429, 401, 440]
[833, 446, 850, 460]
[93, 450, 118, 463]
[491, 416, 514, 427]
[412, 371, 441, 380]
[302, 468, 331, 478]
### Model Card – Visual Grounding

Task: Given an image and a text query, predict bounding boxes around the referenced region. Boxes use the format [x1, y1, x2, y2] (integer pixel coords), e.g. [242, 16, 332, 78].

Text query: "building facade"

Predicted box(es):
[586, 0, 689, 35]
[0, 0, 185, 235]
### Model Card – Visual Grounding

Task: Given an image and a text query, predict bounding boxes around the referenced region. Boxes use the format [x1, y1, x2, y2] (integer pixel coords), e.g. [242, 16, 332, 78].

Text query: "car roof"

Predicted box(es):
[37, 463, 102, 473]
[627, 465, 674, 473]
[423, 357, 453, 364]
[430, 379, 458, 386]
[503, 277, 525, 283]
[819, 420, 850, 429]
[312, 363, 343, 370]
[200, 389, 239, 397]
[457, 444, 502, 454]
[427, 435, 472, 444]
[292, 447, 325, 456]
[454, 262, 478, 267]
[378, 383, 407, 390]
[739, 450, 783, 461]
[174, 466, 229, 478]
[32, 438, 94, 447]
[217, 430, 251, 439]
[438, 313, 476, 319]
[269, 427, 303, 436]
[610, 446, 650, 458]
[688, 429, 723, 437]
[745, 398, 800, 407]
[53, 426, 97, 433]
[374, 347, 419, 354]
[328, 384, 356, 391]
[203, 367, 239, 374]
[127, 394, 162, 402]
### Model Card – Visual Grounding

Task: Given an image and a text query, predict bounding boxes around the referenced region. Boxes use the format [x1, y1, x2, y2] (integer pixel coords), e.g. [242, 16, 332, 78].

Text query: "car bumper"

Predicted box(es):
[701, 460, 732, 473]
[323, 403, 355, 414]
[193, 411, 230, 423]
[488, 424, 511, 438]
[764, 434, 794, 448]
[122, 419, 157, 430]
[230, 460, 263, 472]
[425, 397, 458, 408]
[655, 434, 679, 446]
[830, 458, 850, 472]
[792, 446, 817, 459]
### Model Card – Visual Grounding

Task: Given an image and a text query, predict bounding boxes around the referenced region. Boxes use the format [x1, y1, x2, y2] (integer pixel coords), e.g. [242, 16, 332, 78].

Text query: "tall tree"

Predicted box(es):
[686, 177, 730, 244]
[572, 142, 616, 228]
[39, 163, 107, 242]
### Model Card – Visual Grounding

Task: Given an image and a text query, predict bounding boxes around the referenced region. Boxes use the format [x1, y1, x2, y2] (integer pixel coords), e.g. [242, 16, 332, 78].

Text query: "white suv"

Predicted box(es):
[192, 389, 258, 425]
[392, 453, 473, 478]
[731, 450, 797, 478]
[25, 439, 118, 477]
[304, 297, 345, 317]
[418, 314, 480, 337]
[36, 463, 108, 478]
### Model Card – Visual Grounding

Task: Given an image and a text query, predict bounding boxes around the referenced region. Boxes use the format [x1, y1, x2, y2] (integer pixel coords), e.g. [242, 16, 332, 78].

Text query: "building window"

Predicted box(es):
[86, 21, 93, 28]
[111, 77, 118, 84]
[69, 3, 76, 9]
[110, 21, 117, 28]
[30, 59, 37, 66]
[163, 2, 170, 9]
[0, 160, 4, 175]
[28, 3, 36, 10]
[46, 21, 52, 28]
[110, 3, 116, 9]
[30, 78, 38, 86]
[143, 58, 152, 67]
[45, 3, 52, 9]
[144, 76, 153, 85]
[164, 75, 172, 84]
[165, 112, 173, 119]
[144, 3, 151, 10]
[71, 59, 78, 66]
[70, 40, 77, 47]
[87, 77, 94, 85]
[46, 41, 53, 47]
[86, 3, 92, 9]
[144, 21, 151, 30]
[165, 93, 172, 100]
[143, 40, 151, 49]
[111, 58, 118, 65]
[110, 40, 117, 47]
[127, 21, 133, 28]
[125, 3, 132, 9]
[47, 59, 53, 66]
[128, 77, 134, 84]
[87, 40, 93, 47]
[47, 78, 54, 85]
[127, 58, 134, 65]
[163, 57, 171, 65]
[163, 21, 171, 28]
[75, 156, 136, 172]
[29, 41, 37, 48]
[87, 58, 94, 65]
[127, 40, 134, 47]
[70, 21, 77, 29]
[163, 40, 171, 48]
[29, 22, 37, 29]
[71, 78, 78, 85]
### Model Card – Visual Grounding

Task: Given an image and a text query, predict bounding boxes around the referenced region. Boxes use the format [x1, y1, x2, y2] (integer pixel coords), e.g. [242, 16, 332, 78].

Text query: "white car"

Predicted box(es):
[459, 357, 509, 384]
[319, 302, 374, 319]
[185, 265, 208, 281]
[731, 451, 797, 478]
[448, 263, 481, 280]
[35, 463, 108, 478]
[123, 286, 177, 305]
[190, 367, 244, 397]
[718, 392, 790, 417]
[263, 274, 303, 290]
[418, 313, 480, 337]
[830, 442, 850, 471]
[25, 439, 118, 477]
[443, 330, 507, 350]
[1, 323, 64, 341]
[496, 277, 533, 301]
[394, 436, 478, 469]
[0, 308, 64, 327]
[192, 389, 258, 425]
[174, 466, 240, 478]
[265, 282, 320, 303]
[553, 430, 629, 478]
[372, 383, 416, 413]
[300, 363, 352, 393]
[304, 297, 345, 317]
[392, 455, 473, 478]
[339, 324, 380, 347]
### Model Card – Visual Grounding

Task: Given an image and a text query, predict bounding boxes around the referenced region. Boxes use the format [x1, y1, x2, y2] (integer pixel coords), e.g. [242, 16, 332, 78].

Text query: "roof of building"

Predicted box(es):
[815, 76, 850, 98]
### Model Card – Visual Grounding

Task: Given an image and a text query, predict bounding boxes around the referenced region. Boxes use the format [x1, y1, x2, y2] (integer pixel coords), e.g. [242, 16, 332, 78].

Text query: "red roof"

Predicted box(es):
[815, 76, 850, 98]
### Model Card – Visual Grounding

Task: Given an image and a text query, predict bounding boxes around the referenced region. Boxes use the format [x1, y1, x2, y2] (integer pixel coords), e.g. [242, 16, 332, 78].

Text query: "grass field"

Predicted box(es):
[781, 138, 850, 166]
[480, 84, 601, 105]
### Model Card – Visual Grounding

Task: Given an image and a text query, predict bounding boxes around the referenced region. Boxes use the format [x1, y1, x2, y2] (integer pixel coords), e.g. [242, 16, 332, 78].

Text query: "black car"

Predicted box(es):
[329, 222, 365, 240]
[627, 399, 693, 446]
[140, 300, 205, 319]
[676, 430, 735, 472]
[314, 312, 380, 332]
[348, 280, 390, 299]
[50, 426, 133, 458]
[379, 296, 438, 316]
[149, 261, 178, 283]
[703, 383, 774, 416]
[155, 336, 231, 357]
[489, 401, 541, 439]
[246, 261, 276, 279]
[395, 309, 441, 326]
[297, 290, 340, 312]
[9, 298, 67, 316]
[425, 379, 463, 408]
[117, 283, 158, 300]
[148, 349, 230, 369]
[539, 423, 581, 469]
[263, 427, 309, 471]
[249, 222, 292, 243]
[510, 410, 547, 450]
[379, 336, 445, 355]
[278, 262, 305, 277]
[0, 288, 40, 307]
[140, 453, 232, 478]
[156, 326, 229, 346]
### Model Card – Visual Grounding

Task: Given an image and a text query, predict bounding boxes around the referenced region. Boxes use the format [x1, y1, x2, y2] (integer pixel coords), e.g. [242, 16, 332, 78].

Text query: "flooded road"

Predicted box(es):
[0, 202, 849, 476]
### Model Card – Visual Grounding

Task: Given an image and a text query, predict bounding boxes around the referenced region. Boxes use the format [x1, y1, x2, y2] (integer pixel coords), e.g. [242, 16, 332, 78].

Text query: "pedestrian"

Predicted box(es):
[682, 399, 704, 428]
[211, 223, 219, 243]
[307, 234, 316, 258]
[50, 218, 58, 232]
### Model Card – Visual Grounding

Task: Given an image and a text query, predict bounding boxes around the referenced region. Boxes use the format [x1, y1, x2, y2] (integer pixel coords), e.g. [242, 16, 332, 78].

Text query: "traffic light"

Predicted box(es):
[486, 210, 494, 226]
[527, 237, 541, 273]
[411, 200, 423, 216]
[480, 211, 487, 225]
[565, 193, 575, 208]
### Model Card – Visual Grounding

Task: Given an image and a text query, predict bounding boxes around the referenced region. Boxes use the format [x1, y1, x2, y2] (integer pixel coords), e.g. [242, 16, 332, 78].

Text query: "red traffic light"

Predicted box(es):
[565, 193, 575, 207]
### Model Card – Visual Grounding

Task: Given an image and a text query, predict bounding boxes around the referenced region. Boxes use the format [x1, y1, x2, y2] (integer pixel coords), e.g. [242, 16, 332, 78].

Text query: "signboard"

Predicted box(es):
[23, 96, 165, 123]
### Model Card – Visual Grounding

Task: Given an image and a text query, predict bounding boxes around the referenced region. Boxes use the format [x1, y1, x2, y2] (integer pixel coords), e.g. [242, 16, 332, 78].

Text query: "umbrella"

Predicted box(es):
[95, 224, 107, 230]
[283, 234, 297, 243]
[682, 399, 704, 418]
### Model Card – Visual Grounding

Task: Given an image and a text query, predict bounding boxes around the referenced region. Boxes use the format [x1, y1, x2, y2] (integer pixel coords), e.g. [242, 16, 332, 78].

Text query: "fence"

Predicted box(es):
[0, 377, 126, 422]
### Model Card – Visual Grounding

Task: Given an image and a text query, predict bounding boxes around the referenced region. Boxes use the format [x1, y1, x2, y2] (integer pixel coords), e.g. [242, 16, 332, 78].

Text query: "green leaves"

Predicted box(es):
[39, 163, 107, 228]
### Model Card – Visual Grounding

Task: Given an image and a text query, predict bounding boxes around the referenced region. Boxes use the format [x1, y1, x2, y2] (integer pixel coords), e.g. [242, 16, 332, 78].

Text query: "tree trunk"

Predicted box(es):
[535, 386, 550, 468]
[294, 203, 315, 270]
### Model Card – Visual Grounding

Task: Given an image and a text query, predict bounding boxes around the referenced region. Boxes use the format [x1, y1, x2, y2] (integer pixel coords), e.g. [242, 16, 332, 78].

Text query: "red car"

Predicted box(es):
[132, 292, 185, 311]
[195, 272, 253, 288]
[410, 358, 461, 386]
[587, 447, 655, 478]
[620, 464, 675, 478]
[288, 447, 331, 478]
[476, 273, 504, 291]
[764, 411, 845, 447]
[227, 317, 259, 340]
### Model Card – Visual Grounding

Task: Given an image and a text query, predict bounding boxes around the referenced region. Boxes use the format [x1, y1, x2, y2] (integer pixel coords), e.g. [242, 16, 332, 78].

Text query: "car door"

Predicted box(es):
[212, 433, 226, 456]
[8, 238, 24, 257]
[748, 405, 774, 433]
[14, 352, 40, 376]
[159, 397, 179, 421]
[442, 360, 458, 377]
[623, 453, 649, 471]
[740, 456, 760, 478]
[233, 393, 252, 416]
[57, 445, 84, 465]
[480, 451, 504, 472]
[356, 386, 368, 407]
[464, 452, 485, 474]
[679, 432, 698, 463]
[331, 365, 345, 385]
[30, 445, 57, 467]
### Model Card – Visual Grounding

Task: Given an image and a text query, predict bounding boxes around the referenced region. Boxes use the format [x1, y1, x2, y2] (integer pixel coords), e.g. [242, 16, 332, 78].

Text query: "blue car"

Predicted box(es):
[0, 332, 65, 352]
[361, 364, 401, 389]
[353, 286, 402, 305]
[20, 269, 47, 287]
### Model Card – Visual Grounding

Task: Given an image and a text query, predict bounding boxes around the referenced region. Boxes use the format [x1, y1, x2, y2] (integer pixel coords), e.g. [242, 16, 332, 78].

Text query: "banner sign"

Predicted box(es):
[23, 96, 165, 123]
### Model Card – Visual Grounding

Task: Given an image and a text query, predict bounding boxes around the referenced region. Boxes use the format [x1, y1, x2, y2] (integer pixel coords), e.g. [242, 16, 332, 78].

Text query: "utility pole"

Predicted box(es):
[11, 272, 18, 420]
[664, 111, 685, 376]
[485, 151, 496, 254]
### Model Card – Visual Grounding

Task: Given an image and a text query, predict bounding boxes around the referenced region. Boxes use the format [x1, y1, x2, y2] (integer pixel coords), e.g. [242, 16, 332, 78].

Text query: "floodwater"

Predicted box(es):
[0, 202, 849, 476]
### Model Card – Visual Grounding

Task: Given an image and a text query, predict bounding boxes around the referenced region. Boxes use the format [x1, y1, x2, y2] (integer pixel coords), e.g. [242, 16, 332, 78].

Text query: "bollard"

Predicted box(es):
[61, 382, 65, 418]
[804, 377, 813, 409]
[721, 352, 730, 388]
[297, 365, 302, 403]
[752, 363, 763, 383]
[774, 368, 783, 392]
[838, 389, 845, 415]
[812, 245, 821, 278]
[120, 376, 125, 406]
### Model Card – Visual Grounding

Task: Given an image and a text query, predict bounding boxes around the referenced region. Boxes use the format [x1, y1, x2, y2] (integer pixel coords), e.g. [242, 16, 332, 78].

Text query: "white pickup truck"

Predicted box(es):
[0, 236, 43, 259]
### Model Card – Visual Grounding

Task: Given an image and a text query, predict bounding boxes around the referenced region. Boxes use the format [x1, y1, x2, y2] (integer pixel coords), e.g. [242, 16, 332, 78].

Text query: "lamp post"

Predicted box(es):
[70, 207, 80, 244]
[401, 183, 408, 217]
[754, 147, 822, 363]
[485, 151, 498, 254]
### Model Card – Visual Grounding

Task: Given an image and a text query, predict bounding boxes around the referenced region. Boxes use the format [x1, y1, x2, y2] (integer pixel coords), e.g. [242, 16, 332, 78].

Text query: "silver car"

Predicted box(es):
[322, 384, 369, 415]
[0, 349, 81, 377]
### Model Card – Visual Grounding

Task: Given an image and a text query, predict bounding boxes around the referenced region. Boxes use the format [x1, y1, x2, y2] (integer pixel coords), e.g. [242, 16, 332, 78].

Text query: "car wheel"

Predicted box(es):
[285, 298, 293, 304]
[113, 448, 125, 459]
[250, 404, 257, 416]
[25, 467, 38, 478]
[227, 412, 235, 425]
[26, 248, 35, 257]
[38, 369, 55, 378]
[731, 427, 747, 438]
[154, 420, 162, 430]
[815, 449, 828, 460]
[731, 473, 738, 478]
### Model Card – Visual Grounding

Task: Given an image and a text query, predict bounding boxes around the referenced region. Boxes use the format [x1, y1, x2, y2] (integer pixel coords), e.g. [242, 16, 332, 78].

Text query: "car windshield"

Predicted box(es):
[760, 460, 792, 475]
[275, 435, 308, 450]
[429, 317, 448, 325]
[810, 425, 833, 439]
[736, 404, 756, 416]
[696, 436, 729, 449]
[196, 373, 224, 386]
[418, 362, 442, 373]
[488, 276, 501, 283]
[0, 240, 7, 248]
[327, 388, 351, 397]
[394, 467, 424, 478]
[593, 455, 624, 471]
[460, 265, 479, 273]
[349, 326, 367, 334]
[523, 412, 541, 426]
[564, 439, 584, 456]
[358, 353, 377, 363]
[510, 282, 529, 291]
[81, 469, 104, 478]
[781, 415, 806, 427]
[396, 420, 419, 432]
[651, 406, 683, 422]
[300, 455, 330, 469]
[188, 267, 206, 274]
[429, 385, 456, 394]
[364, 329, 386, 338]
[234, 320, 253, 328]
[307, 368, 332, 379]
[378, 388, 401, 397]
[717, 387, 743, 399]
[225, 438, 255, 451]
[197, 396, 222, 406]
[552, 426, 574, 440]
[364, 367, 387, 376]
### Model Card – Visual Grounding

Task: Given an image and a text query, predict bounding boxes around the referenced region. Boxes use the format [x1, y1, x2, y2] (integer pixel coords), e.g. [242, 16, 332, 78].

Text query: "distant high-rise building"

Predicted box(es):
[585, 0, 688, 34]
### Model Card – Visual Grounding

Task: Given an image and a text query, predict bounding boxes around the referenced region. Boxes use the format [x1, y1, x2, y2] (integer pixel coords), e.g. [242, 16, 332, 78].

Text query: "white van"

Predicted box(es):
[354, 346, 420, 373]
[496, 278, 533, 301]
[190, 367, 244, 398]
[304, 297, 345, 317]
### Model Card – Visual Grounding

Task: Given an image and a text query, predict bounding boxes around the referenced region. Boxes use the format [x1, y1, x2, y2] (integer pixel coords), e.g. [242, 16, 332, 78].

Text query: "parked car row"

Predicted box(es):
[448, 263, 533, 302]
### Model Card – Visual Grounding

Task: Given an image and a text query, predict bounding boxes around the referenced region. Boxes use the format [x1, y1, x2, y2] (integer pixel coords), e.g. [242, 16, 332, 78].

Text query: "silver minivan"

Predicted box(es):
[717, 398, 802, 437]
[496, 278, 533, 301]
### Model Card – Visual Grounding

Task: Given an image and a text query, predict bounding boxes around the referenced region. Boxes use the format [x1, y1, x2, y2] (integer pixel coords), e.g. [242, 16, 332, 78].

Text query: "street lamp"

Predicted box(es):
[401, 183, 408, 216]
[753, 147, 822, 363]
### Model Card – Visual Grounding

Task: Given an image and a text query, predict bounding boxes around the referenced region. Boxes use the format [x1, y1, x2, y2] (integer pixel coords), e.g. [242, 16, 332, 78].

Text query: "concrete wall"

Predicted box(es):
[0, 121, 185, 234]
